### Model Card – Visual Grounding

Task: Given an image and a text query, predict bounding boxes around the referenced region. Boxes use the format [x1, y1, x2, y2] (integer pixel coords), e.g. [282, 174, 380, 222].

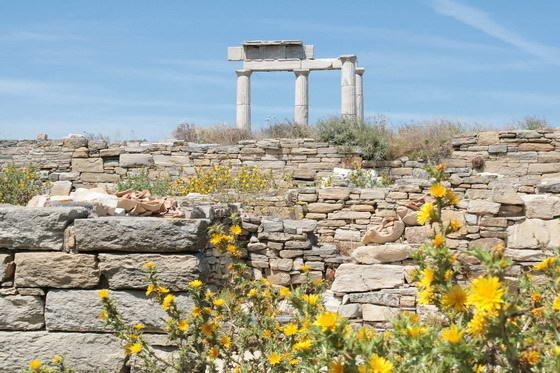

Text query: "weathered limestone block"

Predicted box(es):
[491, 187, 523, 205]
[334, 229, 361, 241]
[267, 272, 291, 286]
[0, 295, 44, 330]
[262, 218, 284, 232]
[518, 143, 554, 152]
[505, 249, 547, 262]
[306, 203, 343, 213]
[331, 264, 404, 292]
[346, 292, 400, 306]
[318, 188, 351, 200]
[467, 200, 501, 215]
[15, 252, 99, 288]
[0, 331, 124, 373]
[0, 206, 89, 250]
[0, 253, 14, 282]
[522, 195, 560, 219]
[119, 153, 154, 168]
[71, 158, 103, 173]
[80, 172, 120, 183]
[153, 155, 190, 167]
[338, 304, 361, 318]
[45, 290, 193, 332]
[283, 219, 317, 233]
[508, 219, 560, 249]
[75, 217, 208, 252]
[362, 304, 398, 322]
[477, 131, 499, 145]
[351, 244, 411, 264]
[360, 189, 387, 199]
[404, 225, 431, 244]
[537, 178, 560, 193]
[98, 253, 203, 290]
[328, 211, 371, 220]
[50, 181, 72, 196]
[362, 221, 405, 244]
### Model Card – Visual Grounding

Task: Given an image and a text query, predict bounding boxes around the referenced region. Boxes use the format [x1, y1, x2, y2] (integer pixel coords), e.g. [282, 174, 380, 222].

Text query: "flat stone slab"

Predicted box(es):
[351, 244, 411, 264]
[0, 295, 44, 330]
[99, 253, 204, 290]
[331, 263, 404, 293]
[15, 252, 99, 288]
[75, 217, 208, 252]
[45, 290, 194, 333]
[0, 206, 89, 250]
[0, 331, 124, 373]
[508, 219, 560, 249]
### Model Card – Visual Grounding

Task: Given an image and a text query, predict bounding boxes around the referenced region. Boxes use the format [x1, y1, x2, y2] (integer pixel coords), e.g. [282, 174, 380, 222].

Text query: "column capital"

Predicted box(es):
[235, 69, 252, 76]
[339, 55, 357, 63]
[356, 67, 365, 75]
[293, 69, 310, 76]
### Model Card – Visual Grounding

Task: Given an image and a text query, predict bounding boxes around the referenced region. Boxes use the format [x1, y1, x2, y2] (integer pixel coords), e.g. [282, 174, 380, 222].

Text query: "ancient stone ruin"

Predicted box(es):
[2, 128, 560, 370]
[228, 40, 365, 130]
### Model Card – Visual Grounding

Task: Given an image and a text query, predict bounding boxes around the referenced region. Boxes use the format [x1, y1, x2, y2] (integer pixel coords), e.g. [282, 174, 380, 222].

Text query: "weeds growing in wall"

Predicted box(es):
[116, 169, 172, 196]
[0, 163, 48, 205]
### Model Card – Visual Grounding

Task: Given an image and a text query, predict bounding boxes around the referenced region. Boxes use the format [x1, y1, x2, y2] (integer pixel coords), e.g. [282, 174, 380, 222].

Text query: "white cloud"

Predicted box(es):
[432, 0, 560, 65]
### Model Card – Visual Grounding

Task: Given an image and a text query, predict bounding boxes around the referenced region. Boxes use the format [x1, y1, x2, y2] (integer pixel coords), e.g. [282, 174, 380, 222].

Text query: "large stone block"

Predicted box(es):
[362, 304, 398, 322]
[467, 200, 501, 215]
[15, 252, 99, 288]
[0, 253, 14, 282]
[328, 211, 371, 220]
[71, 158, 103, 173]
[80, 172, 120, 183]
[45, 290, 193, 332]
[522, 195, 560, 219]
[331, 263, 404, 293]
[99, 253, 203, 290]
[351, 244, 411, 264]
[508, 219, 560, 249]
[0, 295, 44, 330]
[491, 187, 523, 205]
[0, 207, 89, 250]
[318, 188, 351, 200]
[119, 153, 154, 167]
[0, 331, 124, 373]
[306, 203, 343, 213]
[75, 217, 208, 252]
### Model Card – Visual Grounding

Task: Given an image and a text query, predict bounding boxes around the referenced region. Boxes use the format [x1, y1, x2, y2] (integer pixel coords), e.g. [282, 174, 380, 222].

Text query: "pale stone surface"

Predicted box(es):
[468, 238, 504, 250]
[346, 292, 400, 306]
[306, 203, 343, 213]
[351, 244, 411, 264]
[328, 210, 371, 220]
[50, 181, 72, 196]
[267, 272, 291, 286]
[360, 189, 386, 199]
[318, 188, 351, 200]
[119, 153, 154, 167]
[331, 263, 403, 292]
[71, 158, 103, 173]
[98, 253, 203, 290]
[338, 303, 361, 318]
[478, 131, 499, 145]
[334, 229, 361, 241]
[0, 253, 14, 282]
[404, 226, 431, 244]
[0, 295, 44, 330]
[505, 249, 547, 262]
[0, 206, 89, 250]
[236, 69, 251, 131]
[467, 200, 501, 215]
[283, 219, 317, 233]
[75, 217, 208, 252]
[80, 172, 120, 183]
[0, 331, 124, 373]
[362, 304, 398, 322]
[45, 290, 193, 332]
[508, 219, 560, 249]
[15, 252, 99, 288]
[537, 178, 560, 193]
[522, 195, 560, 219]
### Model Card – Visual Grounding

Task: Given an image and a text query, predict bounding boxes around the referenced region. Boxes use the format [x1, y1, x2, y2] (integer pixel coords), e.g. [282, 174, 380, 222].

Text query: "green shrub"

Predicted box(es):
[116, 169, 172, 196]
[260, 121, 317, 139]
[316, 116, 389, 160]
[0, 163, 48, 205]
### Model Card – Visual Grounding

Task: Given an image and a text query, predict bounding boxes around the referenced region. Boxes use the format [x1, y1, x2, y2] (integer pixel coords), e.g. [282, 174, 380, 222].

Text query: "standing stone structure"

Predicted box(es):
[228, 40, 365, 131]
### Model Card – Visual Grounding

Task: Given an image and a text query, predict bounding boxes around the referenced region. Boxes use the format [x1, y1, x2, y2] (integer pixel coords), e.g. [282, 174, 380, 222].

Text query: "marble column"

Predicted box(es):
[235, 69, 252, 131]
[339, 55, 357, 119]
[355, 67, 365, 122]
[294, 69, 310, 126]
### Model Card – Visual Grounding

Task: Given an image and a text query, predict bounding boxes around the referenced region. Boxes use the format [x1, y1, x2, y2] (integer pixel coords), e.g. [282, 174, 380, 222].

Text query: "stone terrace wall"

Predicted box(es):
[0, 138, 362, 187]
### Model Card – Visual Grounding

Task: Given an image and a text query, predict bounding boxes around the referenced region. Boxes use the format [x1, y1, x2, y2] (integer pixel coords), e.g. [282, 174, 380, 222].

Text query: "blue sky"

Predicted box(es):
[1, 0, 559, 140]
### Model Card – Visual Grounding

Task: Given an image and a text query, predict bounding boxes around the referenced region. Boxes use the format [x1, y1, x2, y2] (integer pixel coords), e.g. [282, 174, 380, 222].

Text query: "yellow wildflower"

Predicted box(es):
[143, 262, 155, 269]
[279, 287, 291, 298]
[263, 329, 273, 338]
[449, 220, 462, 231]
[405, 326, 427, 338]
[441, 325, 463, 344]
[328, 360, 344, 373]
[292, 339, 313, 351]
[177, 319, 189, 331]
[466, 276, 504, 314]
[209, 234, 223, 245]
[98, 289, 110, 299]
[315, 311, 339, 332]
[432, 234, 445, 247]
[417, 202, 434, 225]
[534, 257, 557, 271]
[418, 289, 434, 305]
[51, 355, 62, 363]
[98, 311, 108, 321]
[284, 323, 299, 336]
[157, 286, 170, 294]
[230, 225, 242, 235]
[247, 288, 257, 297]
[520, 350, 540, 366]
[442, 285, 467, 312]
[162, 294, 175, 311]
[201, 321, 218, 337]
[467, 312, 487, 337]
[300, 265, 311, 271]
[133, 324, 145, 330]
[301, 294, 320, 305]
[268, 352, 283, 365]
[531, 292, 542, 303]
[430, 183, 447, 198]
[192, 306, 202, 317]
[29, 360, 42, 371]
[369, 354, 393, 373]
[220, 335, 232, 348]
[146, 284, 155, 296]
[189, 280, 203, 288]
[213, 298, 225, 307]
[553, 295, 560, 311]
[418, 268, 434, 289]
[125, 343, 142, 354]
[357, 327, 375, 340]
[531, 307, 544, 317]
[208, 346, 219, 360]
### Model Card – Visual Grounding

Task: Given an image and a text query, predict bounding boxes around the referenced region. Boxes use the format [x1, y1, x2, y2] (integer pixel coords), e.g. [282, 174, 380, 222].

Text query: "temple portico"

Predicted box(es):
[228, 40, 364, 131]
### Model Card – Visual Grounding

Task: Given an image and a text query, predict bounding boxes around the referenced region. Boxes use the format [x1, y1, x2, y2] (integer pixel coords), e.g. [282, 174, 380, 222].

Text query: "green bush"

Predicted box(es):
[116, 169, 172, 196]
[260, 121, 317, 139]
[316, 116, 389, 160]
[0, 163, 48, 205]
